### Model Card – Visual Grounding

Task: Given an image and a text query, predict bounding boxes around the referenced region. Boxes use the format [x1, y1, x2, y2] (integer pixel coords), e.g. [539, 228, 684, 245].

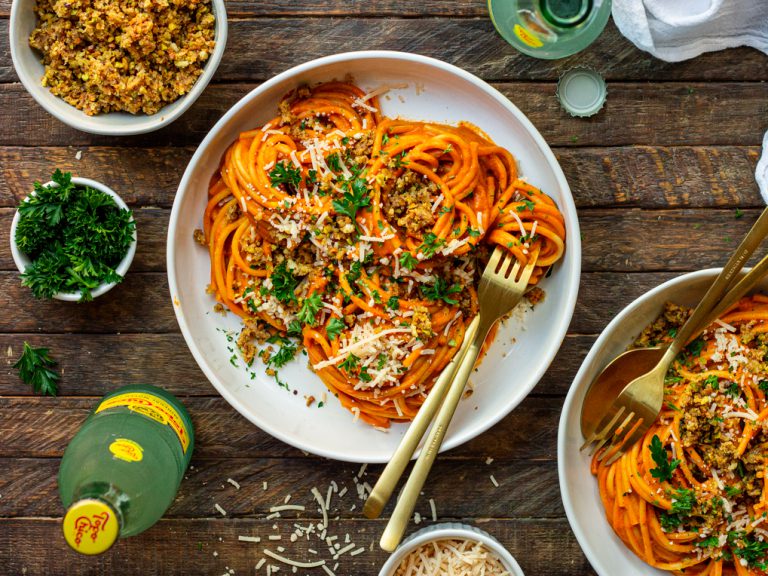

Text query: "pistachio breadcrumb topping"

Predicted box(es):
[29, 0, 216, 115]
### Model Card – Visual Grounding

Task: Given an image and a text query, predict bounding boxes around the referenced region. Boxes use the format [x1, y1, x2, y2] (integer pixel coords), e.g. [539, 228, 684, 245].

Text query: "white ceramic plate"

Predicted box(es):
[9, 0, 227, 135]
[558, 268, 760, 575]
[168, 51, 581, 463]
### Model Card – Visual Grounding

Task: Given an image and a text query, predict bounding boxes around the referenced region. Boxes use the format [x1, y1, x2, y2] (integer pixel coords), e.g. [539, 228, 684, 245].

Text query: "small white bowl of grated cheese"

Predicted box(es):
[378, 523, 524, 576]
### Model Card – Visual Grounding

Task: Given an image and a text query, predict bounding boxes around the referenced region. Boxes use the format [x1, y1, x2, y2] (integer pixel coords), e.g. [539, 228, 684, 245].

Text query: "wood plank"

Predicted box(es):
[0, 457, 564, 519]
[0, 146, 762, 210]
[0, 395, 563, 459]
[0, 332, 592, 397]
[3, 208, 764, 274]
[1, 82, 767, 147]
[0, 272, 177, 333]
[1, 18, 766, 83]
[0, 518, 595, 576]
[0, 270, 690, 334]
[0, 208, 168, 272]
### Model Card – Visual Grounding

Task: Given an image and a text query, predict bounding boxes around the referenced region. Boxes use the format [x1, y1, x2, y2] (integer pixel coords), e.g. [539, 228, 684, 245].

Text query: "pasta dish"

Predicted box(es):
[594, 296, 768, 575]
[200, 81, 566, 427]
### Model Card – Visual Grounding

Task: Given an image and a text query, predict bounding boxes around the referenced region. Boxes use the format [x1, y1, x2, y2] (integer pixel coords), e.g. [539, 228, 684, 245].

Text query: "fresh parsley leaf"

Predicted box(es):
[266, 341, 298, 370]
[733, 535, 768, 568]
[359, 369, 372, 383]
[399, 252, 418, 271]
[421, 277, 462, 305]
[759, 380, 768, 393]
[649, 434, 680, 482]
[660, 512, 682, 532]
[326, 153, 342, 172]
[14, 342, 60, 396]
[418, 233, 444, 258]
[269, 161, 302, 192]
[516, 199, 536, 213]
[696, 536, 720, 548]
[346, 261, 362, 286]
[297, 293, 322, 326]
[387, 296, 400, 310]
[725, 485, 742, 497]
[704, 374, 719, 390]
[326, 317, 345, 341]
[670, 488, 695, 515]
[377, 353, 387, 370]
[332, 179, 370, 226]
[735, 208, 744, 219]
[270, 261, 298, 303]
[725, 382, 740, 397]
[686, 338, 706, 358]
[339, 353, 360, 374]
[287, 320, 303, 338]
[468, 228, 481, 238]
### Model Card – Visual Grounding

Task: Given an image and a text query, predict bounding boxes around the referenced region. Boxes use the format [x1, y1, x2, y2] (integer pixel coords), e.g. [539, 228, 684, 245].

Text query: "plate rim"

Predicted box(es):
[168, 50, 581, 462]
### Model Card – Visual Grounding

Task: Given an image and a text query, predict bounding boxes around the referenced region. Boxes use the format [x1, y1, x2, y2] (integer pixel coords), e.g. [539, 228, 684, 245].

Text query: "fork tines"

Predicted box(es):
[580, 408, 644, 466]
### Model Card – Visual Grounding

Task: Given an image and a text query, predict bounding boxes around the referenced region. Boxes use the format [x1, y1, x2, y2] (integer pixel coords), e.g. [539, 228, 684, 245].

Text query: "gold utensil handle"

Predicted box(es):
[695, 252, 768, 331]
[662, 206, 768, 364]
[379, 317, 492, 552]
[363, 316, 480, 520]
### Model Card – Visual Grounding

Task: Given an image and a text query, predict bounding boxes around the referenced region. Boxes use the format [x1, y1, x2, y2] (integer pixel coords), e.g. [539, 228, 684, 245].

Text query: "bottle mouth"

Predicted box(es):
[540, 0, 592, 27]
[62, 498, 120, 555]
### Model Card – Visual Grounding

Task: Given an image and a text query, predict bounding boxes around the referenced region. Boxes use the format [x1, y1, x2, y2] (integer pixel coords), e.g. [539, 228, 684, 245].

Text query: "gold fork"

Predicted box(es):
[582, 207, 768, 465]
[376, 247, 539, 552]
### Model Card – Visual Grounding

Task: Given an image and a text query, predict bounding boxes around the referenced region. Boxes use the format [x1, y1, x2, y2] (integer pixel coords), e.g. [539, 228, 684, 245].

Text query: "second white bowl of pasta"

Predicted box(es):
[559, 268, 768, 576]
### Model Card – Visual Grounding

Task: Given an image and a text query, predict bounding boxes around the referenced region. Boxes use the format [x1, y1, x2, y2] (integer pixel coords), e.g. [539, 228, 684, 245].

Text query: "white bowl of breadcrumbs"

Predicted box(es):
[9, 0, 227, 136]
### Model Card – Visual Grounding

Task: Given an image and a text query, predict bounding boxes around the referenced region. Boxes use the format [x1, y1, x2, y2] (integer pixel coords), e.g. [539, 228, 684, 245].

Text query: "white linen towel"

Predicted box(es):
[612, 0, 768, 201]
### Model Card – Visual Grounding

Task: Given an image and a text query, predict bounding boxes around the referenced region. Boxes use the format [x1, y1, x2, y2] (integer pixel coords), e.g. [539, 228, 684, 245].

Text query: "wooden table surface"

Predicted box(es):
[1, 1, 767, 574]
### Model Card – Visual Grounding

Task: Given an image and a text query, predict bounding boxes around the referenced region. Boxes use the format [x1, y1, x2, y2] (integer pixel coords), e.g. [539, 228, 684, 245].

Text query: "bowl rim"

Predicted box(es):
[8, 0, 228, 136]
[557, 268, 725, 576]
[167, 50, 582, 462]
[377, 522, 525, 576]
[9, 176, 138, 301]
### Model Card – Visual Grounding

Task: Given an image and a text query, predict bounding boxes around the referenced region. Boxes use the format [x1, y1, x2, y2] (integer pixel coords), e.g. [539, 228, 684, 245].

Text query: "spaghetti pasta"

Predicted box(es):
[594, 295, 768, 575]
[201, 81, 566, 428]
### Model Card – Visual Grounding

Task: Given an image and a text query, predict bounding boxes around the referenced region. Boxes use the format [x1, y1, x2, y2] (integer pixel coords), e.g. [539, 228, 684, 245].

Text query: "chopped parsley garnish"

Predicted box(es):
[660, 512, 683, 532]
[696, 536, 720, 548]
[14, 342, 60, 396]
[326, 317, 345, 341]
[287, 320, 303, 337]
[359, 369, 372, 383]
[670, 488, 695, 514]
[759, 380, 768, 393]
[421, 277, 462, 305]
[399, 252, 418, 271]
[266, 341, 298, 370]
[649, 434, 680, 482]
[418, 232, 444, 258]
[346, 261, 362, 286]
[725, 485, 742, 497]
[733, 534, 768, 568]
[332, 179, 370, 227]
[392, 151, 410, 168]
[15, 170, 135, 301]
[725, 382, 740, 397]
[704, 374, 719, 390]
[305, 169, 318, 186]
[297, 293, 323, 327]
[387, 296, 400, 310]
[269, 161, 302, 192]
[686, 338, 706, 358]
[270, 261, 298, 303]
[468, 228, 481, 238]
[735, 207, 744, 219]
[339, 353, 360, 374]
[376, 354, 387, 370]
[326, 153, 342, 172]
[516, 199, 536, 212]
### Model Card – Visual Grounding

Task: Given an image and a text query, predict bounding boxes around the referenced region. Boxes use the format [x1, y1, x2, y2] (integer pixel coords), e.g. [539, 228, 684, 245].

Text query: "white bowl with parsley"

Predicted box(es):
[10, 172, 137, 302]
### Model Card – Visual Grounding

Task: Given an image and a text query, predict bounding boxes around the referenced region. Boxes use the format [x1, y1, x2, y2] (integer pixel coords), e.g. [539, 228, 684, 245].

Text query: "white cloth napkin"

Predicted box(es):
[612, 0, 768, 201]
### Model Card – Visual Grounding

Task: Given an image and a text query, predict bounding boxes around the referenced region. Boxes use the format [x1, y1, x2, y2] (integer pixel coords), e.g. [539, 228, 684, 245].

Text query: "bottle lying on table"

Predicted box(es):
[58, 385, 194, 555]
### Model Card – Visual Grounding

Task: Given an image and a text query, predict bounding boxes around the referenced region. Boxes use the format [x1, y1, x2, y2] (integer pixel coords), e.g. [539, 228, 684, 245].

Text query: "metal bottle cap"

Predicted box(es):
[556, 67, 607, 117]
[62, 498, 119, 555]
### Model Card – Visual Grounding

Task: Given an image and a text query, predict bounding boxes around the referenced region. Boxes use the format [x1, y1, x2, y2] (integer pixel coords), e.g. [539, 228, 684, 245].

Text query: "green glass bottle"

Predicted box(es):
[489, 0, 612, 59]
[58, 385, 194, 555]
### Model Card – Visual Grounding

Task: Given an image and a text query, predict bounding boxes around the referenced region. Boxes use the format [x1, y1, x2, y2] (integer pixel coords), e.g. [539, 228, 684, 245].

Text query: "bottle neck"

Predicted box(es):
[63, 486, 123, 555]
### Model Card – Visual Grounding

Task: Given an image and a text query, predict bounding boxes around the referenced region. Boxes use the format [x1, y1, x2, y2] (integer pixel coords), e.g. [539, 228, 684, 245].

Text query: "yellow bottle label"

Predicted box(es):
[96, 392, 190, 453]
[63, 499, 119, 555]
[513, 24, 544, 48]
[109, 438, 144, 462]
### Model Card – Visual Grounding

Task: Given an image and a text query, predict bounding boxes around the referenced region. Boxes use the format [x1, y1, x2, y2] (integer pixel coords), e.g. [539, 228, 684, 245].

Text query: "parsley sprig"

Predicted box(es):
[649, 434, 680, 482]
[15, 170, 135, 301]
[332, 179, 370, 228]
[269, 161, 302, 193]
[326, 318, 345, 341]
[297, 293, 323, 326]
[421, 277, 462, 305]
[270, 262, 298, 303]
[14, 342, 60, 396]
